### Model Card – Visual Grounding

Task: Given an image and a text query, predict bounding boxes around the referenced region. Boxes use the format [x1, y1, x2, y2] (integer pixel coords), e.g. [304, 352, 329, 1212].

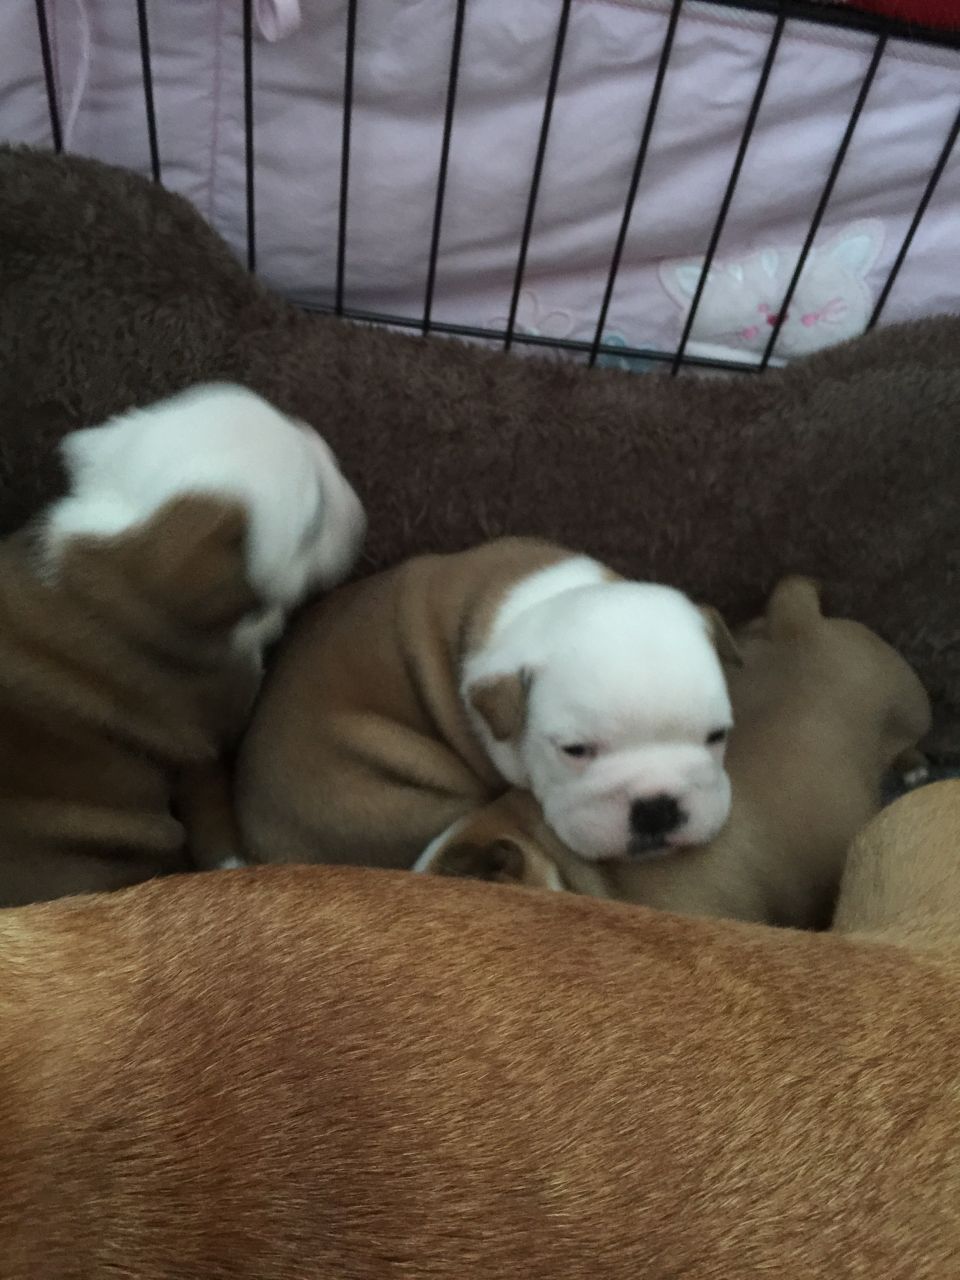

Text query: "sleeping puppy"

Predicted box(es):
[0, 383, 365, 906]
[236, 539, 741, 870]
[416, 577, 932, 930]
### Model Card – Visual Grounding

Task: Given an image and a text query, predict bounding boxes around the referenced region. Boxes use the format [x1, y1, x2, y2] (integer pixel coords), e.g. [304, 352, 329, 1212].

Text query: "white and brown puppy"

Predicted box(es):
[45, 382, 366, 657]
[236, 539, 740, 870]
[416, 578, 932, 930]
[0, 383, 365, 906]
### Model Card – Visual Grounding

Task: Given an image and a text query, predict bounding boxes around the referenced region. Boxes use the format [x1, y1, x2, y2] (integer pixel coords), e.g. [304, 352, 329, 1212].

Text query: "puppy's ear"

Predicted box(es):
[468, 670, 532, 741]
[766, 576, 823, 637]
[114, 495, 260, 631]
[433, 837, 560, 890]
[699, 607, 743, 668]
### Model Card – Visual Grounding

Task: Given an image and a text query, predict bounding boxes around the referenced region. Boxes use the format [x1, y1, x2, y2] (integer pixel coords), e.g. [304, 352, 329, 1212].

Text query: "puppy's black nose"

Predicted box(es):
[630, 794, 681, 839]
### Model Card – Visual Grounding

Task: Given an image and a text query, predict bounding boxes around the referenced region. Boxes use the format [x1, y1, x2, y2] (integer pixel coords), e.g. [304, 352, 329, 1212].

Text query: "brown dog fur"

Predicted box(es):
[835, 778, 960, 952]
[1, 783, 959, 1277]
[0, 147, 959, 752]
[0, 496, 259, 906]
[422, 577, 931, 929]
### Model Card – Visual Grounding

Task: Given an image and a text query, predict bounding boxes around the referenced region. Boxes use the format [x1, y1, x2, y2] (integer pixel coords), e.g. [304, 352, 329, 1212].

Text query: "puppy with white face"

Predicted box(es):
[463, 569, 735, 861]
[418, 577, 934, 933]
[43, 382, 367, 656]
[236, 539, 738, 872]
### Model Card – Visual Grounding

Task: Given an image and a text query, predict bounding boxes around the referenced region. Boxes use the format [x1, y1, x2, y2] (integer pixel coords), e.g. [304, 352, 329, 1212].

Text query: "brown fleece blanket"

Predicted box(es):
[0, 145, 958, 752]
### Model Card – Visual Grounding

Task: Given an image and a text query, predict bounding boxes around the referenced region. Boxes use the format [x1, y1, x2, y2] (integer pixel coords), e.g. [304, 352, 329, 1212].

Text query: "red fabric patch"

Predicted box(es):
[844, 0, 960, 29]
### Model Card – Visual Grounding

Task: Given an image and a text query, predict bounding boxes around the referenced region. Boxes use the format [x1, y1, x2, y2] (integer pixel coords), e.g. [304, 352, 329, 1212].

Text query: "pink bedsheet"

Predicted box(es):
[3, 0, 958, 368]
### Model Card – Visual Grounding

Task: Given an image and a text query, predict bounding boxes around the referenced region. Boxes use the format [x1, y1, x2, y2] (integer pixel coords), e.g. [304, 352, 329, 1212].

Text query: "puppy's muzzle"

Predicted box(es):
[629, 794, 684, 858]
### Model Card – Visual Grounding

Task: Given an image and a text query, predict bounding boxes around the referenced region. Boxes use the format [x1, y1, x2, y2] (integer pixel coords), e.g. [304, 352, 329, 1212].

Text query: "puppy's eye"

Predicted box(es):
[561, 743, 597, 760]
[706, 728, 728, 746]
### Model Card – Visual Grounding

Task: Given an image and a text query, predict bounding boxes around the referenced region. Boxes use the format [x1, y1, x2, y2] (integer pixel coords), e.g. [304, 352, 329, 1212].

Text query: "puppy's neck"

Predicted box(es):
[449, 541, 596, 662]
[460, 546, 609, 691]
[482, 555, 615, 651]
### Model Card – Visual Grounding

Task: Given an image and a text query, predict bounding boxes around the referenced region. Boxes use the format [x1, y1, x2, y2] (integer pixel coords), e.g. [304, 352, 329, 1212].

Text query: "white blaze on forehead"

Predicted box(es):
[531, 582, 732, 742]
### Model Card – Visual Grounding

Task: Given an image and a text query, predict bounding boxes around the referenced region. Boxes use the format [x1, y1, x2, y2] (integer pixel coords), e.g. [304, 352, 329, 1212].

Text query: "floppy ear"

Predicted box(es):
[766, 576, 823, 638]
[117, 495, 260, 631]
[699, 606, 743, 668]
[432, 837, 562, 890]
[468, 669, 532, 741]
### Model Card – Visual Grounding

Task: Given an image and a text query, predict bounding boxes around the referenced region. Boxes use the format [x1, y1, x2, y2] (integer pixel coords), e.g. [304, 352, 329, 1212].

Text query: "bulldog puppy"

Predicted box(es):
[1, 787, 959, 1278]
[416, 577, 932, 930]
[236, 539, 740, 869]
[44, 382, 366, 657]
[0, 383, 365, 906]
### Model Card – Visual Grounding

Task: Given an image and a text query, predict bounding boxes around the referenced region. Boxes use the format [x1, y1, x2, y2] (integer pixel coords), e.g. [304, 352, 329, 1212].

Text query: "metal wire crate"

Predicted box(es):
[27, 0, 960, 375]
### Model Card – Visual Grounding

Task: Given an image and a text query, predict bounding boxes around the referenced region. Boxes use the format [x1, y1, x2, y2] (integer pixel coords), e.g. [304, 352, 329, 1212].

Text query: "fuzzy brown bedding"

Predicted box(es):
[0, 145, 957, 753]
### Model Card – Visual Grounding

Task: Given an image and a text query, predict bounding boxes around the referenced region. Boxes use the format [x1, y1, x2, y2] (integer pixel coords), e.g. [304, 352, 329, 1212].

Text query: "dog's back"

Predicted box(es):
[0, 861, 957, 1279]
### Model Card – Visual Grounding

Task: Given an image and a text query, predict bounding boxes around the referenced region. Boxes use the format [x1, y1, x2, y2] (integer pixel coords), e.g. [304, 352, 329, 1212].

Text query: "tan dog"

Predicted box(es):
[416, 577, 931, 929]
[237, 538, 740, 869]
[834, 777, 960, 951]
[2, 783, 959, 1277]
[0, 384, 365, 907]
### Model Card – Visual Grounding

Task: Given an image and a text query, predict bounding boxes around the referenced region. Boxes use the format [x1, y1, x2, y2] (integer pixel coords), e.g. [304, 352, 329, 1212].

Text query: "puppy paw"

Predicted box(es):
[894, 747, 930, 790]
[901, 765, 931, 789]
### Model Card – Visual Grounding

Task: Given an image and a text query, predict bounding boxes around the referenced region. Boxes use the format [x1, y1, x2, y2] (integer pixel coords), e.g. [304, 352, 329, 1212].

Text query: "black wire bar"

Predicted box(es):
[868, 96, 960, 330]
[135, 0, 161, 183]
[422, 0, 468, 335]
[297, 297, 767, 373]
[242, 0, 256, 272]
[587, 0, 684, 368]
[670, 6, 786, 375]
[503, 0, 573, 352]
[34, 0, 62, 153]
[759, 33, 887, 368]
[335, 0, 359, 315]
